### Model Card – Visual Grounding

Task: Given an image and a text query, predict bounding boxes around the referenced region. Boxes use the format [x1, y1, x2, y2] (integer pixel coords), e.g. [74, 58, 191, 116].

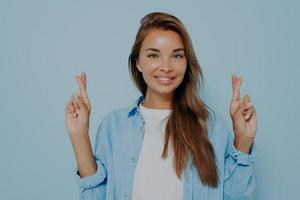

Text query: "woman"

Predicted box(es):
[65, 12, 257, 200]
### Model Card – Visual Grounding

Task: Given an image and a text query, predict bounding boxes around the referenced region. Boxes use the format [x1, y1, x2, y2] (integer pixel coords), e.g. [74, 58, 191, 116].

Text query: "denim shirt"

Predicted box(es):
[73, 95, 256, 200]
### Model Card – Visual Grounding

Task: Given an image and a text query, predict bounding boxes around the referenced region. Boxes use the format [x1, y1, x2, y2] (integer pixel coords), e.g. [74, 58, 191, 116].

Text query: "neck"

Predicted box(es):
[142, 91, 173, 109]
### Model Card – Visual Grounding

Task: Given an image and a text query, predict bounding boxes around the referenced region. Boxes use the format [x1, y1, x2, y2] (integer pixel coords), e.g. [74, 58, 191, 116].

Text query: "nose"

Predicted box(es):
[159, 58, 173, 72]
[160, 66, 173, 72]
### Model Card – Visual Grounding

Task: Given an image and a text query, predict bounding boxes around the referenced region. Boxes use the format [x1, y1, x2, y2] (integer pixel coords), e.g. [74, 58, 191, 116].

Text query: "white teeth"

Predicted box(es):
[156, 77, 173, 80]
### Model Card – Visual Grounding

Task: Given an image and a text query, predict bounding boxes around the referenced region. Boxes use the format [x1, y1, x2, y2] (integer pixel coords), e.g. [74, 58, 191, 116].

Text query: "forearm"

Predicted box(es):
[70, 133, 97, 178]
[224, 164, 255, 200]
[224, 138, 256, 200]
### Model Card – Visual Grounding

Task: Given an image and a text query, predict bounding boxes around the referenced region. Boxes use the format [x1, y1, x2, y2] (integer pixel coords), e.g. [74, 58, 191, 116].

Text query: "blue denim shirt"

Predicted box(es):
[73, 95, 256, 200]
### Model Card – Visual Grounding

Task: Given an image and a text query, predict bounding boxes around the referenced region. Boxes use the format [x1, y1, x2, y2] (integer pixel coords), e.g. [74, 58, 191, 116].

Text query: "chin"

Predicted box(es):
[153, 86, 177, 96]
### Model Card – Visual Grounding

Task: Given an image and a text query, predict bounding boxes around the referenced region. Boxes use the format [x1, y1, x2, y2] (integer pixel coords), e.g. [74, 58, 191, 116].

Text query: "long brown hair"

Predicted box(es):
[128, 12, 219, 187]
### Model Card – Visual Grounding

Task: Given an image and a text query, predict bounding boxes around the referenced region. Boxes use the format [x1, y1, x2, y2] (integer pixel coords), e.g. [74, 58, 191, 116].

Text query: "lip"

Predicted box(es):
[154, 76, 175, 85]
[154, 75, 175, 79]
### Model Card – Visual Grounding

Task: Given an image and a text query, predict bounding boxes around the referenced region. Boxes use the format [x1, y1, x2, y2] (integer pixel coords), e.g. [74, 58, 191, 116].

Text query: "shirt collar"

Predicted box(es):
[128, 95, 145, 117]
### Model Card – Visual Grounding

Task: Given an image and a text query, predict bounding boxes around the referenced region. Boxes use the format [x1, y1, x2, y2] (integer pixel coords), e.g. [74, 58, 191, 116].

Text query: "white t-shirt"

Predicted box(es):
[131, 102, 183, 200]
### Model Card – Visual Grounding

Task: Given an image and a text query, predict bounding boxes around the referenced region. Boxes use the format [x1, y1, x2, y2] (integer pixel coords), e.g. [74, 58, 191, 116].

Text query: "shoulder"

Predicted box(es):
[94, 105, 134, 143]
[96, 105, 134, 129]
[104, 105, 132, 120]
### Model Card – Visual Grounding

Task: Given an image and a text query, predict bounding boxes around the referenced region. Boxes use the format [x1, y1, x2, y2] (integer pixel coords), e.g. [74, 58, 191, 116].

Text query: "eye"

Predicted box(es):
[147, 54, 159, 58]
[173, 54, 185, 59]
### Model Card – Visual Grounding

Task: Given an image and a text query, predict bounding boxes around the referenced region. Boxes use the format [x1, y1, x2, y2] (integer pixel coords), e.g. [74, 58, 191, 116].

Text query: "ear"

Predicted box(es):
[136, 62, 142, 72]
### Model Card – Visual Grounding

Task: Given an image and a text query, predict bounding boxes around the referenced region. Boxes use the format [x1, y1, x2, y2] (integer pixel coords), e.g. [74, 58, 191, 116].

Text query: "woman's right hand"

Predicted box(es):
[65, 72, 91, 138]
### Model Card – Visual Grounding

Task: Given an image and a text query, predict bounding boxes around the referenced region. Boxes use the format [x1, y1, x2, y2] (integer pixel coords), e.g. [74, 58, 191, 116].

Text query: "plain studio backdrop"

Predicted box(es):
[1, 0, 299, 199]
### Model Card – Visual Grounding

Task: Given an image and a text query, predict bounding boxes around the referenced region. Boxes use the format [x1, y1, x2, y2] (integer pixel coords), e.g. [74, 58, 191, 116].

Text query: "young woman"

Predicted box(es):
[65, 12, 257, 200]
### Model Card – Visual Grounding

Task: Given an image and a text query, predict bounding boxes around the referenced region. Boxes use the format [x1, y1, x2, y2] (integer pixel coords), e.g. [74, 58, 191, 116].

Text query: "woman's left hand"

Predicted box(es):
[230, 74, 257, 154]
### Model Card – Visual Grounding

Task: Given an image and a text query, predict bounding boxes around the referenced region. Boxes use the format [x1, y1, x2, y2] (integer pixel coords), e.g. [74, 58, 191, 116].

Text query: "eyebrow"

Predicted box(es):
[145, 48, 185, 52]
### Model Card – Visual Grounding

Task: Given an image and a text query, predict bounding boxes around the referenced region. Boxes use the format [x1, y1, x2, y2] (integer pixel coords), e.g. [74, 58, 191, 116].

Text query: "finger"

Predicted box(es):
[241, 97, 252, 114]
[71, 93, 80, 111]
[72, 102, 79, 118]
[242, 107, 252, 115]
[244, 107, 254, 120]
[243, 95, 251, 104]
[77, 72, 87, 90]
[236, 99, 245, 116]
[65, 101, 75, 114]
[252, 107, 257, 118]
[75, 74, 91, 109]
[248, 107, 257, 125]
[231, 75, 243, 102]
[243, 102, 252, 111]
[75, 75, 86, 94]
[73, 92, 87, 112]
[80, 72, 87, 88]
[242, 95, 251, 114]
[66, 100, 78, 118]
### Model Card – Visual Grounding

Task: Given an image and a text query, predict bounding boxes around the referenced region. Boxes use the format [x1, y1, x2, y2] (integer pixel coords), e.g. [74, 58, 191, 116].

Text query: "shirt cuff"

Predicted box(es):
[228, 139, 257, 166]
[73, 159, 107, 192]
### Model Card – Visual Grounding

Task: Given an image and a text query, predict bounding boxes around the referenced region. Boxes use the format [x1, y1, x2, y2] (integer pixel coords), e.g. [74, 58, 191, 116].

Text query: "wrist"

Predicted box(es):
[234, 136, 254, 154]
[69, 131, 89, 141]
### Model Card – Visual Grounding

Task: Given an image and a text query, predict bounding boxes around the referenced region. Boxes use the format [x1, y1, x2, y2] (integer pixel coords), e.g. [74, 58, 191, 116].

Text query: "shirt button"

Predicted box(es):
[124, 192, 128, 198]
[131, 157, 136, 163]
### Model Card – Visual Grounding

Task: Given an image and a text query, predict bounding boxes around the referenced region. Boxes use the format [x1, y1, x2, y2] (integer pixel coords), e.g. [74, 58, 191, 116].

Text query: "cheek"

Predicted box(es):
[140, 68, 155, 84]
[177, 65, 187, 78]
[141, 66, 155, 78]
[141, 61, 158, 71]
[174, 67, 187, 86]
[139, 57, 157, 71]
[173, 58, 187, 72]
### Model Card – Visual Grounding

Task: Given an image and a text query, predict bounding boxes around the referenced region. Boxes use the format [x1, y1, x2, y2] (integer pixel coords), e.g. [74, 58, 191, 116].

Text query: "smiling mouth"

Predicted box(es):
[154, 76, 175, 80]
[154, 76, 175, 85]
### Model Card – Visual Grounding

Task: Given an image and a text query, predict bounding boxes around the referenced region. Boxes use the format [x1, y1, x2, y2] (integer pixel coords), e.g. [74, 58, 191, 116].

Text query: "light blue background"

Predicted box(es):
[1, 0, 299, 199]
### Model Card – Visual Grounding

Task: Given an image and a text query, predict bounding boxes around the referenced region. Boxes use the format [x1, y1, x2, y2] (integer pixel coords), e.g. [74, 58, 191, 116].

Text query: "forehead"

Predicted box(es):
[140, 28, 185, 51]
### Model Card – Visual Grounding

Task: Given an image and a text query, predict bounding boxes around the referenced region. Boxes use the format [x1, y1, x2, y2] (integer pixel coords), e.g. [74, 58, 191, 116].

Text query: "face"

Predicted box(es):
[137, 28, 187, 98]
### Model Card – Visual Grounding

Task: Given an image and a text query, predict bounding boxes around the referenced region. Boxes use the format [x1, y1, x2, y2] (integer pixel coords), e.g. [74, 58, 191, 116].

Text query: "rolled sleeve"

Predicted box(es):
[224, 133, 256, 200]
[227, 139, 256, 166]
[73, 158, 107, 193]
